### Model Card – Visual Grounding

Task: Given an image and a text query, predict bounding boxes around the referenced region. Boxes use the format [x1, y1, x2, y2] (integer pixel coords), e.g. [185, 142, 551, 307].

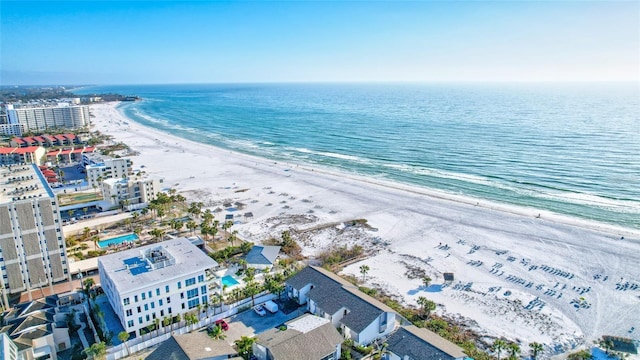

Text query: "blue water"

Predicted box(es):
[222, 275, 240, 287]
[98, 233, 139, 248]
[76, 83, 640, 229]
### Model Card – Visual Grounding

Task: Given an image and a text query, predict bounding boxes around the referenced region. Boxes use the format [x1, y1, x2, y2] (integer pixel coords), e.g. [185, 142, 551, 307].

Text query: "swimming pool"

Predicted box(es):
[98, 233, 139, 248]
[221, 275, 240, 287]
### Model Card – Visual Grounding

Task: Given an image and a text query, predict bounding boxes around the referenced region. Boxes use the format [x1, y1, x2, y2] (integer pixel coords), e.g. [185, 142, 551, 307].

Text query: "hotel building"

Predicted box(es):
[99, 175, 162, 211]
[5, 104, 90, 133]
[85, 156, 133, 188]
[0, 164, 69, 301]
[98, 238, 219, 337]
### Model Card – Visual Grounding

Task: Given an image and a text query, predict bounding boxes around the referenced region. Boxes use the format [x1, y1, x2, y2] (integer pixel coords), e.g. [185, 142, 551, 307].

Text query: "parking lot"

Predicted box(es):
[220, 304, 305, 345]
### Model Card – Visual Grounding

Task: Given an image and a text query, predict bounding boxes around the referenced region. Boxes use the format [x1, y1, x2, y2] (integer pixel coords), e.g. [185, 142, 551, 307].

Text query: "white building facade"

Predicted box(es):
[98, 238, 220, 337]
[6, 104, 90, 132]
[0, 164, 69, 300]
[86, 157, 133, 188]
[99, 176, 162, 210]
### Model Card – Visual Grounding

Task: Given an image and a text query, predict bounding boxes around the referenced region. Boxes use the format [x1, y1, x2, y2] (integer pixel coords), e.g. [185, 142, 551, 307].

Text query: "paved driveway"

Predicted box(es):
[221, 305, 304, 345]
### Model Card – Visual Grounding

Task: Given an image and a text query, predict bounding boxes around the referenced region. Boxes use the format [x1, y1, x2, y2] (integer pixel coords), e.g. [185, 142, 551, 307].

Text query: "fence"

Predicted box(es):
[105, 292, 274, 360]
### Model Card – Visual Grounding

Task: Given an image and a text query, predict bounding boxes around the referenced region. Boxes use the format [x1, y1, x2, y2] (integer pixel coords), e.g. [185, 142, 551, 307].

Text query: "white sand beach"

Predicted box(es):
[92, 102, 640, 356]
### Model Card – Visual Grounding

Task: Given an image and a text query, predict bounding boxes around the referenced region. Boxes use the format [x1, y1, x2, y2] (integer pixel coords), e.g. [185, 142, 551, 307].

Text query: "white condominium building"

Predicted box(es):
[98, 238, 219, 337]
[85, 157, 133, 188]
[0, 164, 69, 301]
[5, 104, 90, 133]
[100, 175, 163, 210]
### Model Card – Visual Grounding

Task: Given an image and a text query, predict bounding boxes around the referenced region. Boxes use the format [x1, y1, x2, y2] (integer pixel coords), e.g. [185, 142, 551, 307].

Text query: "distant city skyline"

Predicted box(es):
[1, 1, 638, 85]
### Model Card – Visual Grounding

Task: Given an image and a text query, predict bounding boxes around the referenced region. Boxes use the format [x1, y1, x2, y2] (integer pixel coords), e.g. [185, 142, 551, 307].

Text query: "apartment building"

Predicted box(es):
[5, 104, 90, 133]
[0, 146, 46, 166]
[0, 164, 69, 301]
[99, 175, 162, 211]
[85, 156, 133, 188]
[98, 238, 220, 337]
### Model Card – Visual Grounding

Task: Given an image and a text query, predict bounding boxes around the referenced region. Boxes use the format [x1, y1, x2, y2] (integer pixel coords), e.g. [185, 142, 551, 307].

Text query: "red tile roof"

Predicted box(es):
[46, 150, 61, 156]
[12, 138, 25, 144]
[34, 136, 47, 142]
[14, 146, 41, 154]
[54, 135, 67, 141]
[0, 148, 16, 154]
[59, 149, 73, 155]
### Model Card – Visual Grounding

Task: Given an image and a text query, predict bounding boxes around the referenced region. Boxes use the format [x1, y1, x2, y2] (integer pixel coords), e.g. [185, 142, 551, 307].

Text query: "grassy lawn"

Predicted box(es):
[58, 192, 103, 206]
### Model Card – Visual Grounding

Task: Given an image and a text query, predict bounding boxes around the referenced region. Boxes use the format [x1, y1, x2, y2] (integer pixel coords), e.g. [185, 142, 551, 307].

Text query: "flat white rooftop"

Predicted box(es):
[0, 164, 53, 204]
[99, 237, 218, 294]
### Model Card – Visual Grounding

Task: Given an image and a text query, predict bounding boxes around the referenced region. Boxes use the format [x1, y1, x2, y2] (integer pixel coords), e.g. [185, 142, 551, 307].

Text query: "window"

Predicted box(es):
[187, 298, 200, 309]
[156, 288, 160, 296]
[200, 285, 206, 294]
[180, 292, 184, 299]
[151, 302, 155, 309]
[137, 306, 141, 313]
[187, 288, 199, 299]
[146, 315, 150, 322]
[127, 320, 134, 328]
[177, 281, 181, 289]
[138, 317, 143, 324]
[181, 303, 185, 309]
[167, 297, 171, 304]
[185, 277, 196, 287]
[148, 291, 152, 298]
[168, 307, 172, 314]
[144, 304, 149, 311]
[165, 285, 170, 293]
[198, 274, 204, 283]
[126, 309, 133, 317]
[160, 310, 164, 317]
[202, 295, 208, 305]
[123, 297, 130, 305]
[141, 292, 146, 300]
[134, 295, 138, 302]
[159, 299, 163, 306]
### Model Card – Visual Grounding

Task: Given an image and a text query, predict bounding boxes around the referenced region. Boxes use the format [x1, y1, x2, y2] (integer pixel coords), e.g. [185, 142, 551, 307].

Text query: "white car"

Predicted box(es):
[253, 305, 266, 317]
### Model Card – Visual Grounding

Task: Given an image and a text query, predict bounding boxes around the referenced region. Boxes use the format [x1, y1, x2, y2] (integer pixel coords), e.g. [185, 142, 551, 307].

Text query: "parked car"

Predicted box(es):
[215, 319, 229, 331]
[208, 319, 229, 331]
[254, 305, 267, 317]
[263, 300, 279, 314]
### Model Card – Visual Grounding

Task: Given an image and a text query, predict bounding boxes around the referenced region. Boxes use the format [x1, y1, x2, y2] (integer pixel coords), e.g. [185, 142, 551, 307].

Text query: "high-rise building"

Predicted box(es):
[98, 238, 220, 337]
[0, 333, 19, 360]
[0, 164, 69, 301]
[5, 104, 90, 133]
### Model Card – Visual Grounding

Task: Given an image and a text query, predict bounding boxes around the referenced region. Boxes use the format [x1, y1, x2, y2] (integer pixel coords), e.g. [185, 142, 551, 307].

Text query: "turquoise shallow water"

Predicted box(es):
[76, 83, 640, 229]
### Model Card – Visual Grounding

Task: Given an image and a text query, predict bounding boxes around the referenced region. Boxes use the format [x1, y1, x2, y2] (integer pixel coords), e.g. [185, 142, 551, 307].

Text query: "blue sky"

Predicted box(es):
[1, 1, 638, 85]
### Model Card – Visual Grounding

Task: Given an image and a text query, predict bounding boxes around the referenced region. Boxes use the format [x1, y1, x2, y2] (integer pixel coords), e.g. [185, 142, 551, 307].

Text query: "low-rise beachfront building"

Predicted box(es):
[85, 156, 133, 188]
[0, 146, 46, 166]
[5, 104, 90, 132]
[385, 325, 467, 360]
[98, 175, 162, 211]
[10, 133, 81, 148]
[286, 266, 397, 346]
[145, 332, 237, 360]
[98, 238, 220, 337]
[253, 314, 343, 360]
[0, 164, 69, 301]
[45, 146, 96, 165]
[244, 245, 281, 271]
[0, 295, 72, 360]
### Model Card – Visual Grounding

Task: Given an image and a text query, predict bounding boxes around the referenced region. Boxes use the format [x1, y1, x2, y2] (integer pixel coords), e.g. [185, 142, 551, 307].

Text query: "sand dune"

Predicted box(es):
[91, 102, 640, 356]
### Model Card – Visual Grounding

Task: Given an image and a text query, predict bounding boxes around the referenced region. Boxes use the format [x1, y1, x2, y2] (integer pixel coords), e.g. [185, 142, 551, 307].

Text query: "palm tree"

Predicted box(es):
[172, 313, 182, 332]
[118, 331, 130, 356]
[185, 312, 198, 332]
[422, 276, 432, 288]
[417, 296, 436, 318]
[229, 230, 239, 246]
[83, 341, 107, 360]
[149, 228, 165, 242]
[359, 264, 370, 281]
[154, 318, 161, 336]
[91, 235, 100, 249]
[82, 278, 95, 301]
[598, 337, 614, 356]
[208, 323, 227, 340]
[244, 281, 260, 306]
[529, 342, 543, 360]
[82, 227, 91, 240]
[186, 220, 197, 234]
[507, 342, 521, 360]
[235, 336, 256, 360]
[493, 339, 507, 360]
[222, 220, 233, 239]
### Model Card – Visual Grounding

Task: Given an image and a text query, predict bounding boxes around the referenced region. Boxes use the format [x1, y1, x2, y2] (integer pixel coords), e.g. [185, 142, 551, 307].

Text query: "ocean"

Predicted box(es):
[75, 83, 640, 229]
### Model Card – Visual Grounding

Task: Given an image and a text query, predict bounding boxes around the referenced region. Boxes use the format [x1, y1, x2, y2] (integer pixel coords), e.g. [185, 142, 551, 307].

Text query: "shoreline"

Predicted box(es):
[115, 101, 639, 240]
[92, 101, 640, 351]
